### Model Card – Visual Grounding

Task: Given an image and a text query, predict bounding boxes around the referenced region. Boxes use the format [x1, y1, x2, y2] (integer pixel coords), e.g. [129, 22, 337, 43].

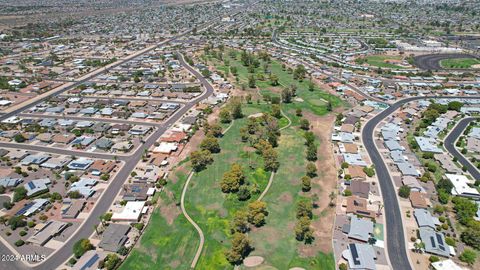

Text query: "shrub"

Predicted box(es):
[14, 240, 25, 246]
[73, 239, 94, 258]
[459, 249, 477, 265]
[398, 185, 411, 198]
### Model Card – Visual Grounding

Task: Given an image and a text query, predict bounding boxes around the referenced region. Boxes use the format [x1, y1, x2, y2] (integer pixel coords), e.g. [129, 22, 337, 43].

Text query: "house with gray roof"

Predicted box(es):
[343, 153, 367, 167]
[0, 177, 22, 188]
[470, 127, 480, 140]
[98, 224, 130, 252]
[396, 162, 420, 176]
[39, 118, 56, 128]
[402, 176, 425, 193]
[345, 216, 373, 242]
[68, 178, 97, 197]
[414, 209, 440, 230]
[20, 154, 50, 166]
[80, 107, 97, 115]
[27, 220, 68, 246]
[390, 151, 407, 163]
[95, 138, 113, 150]
[385, 140, 403, 151]
[342, 243, 376, 270]
[419, 227, 449, 257]
[415, 137, 443, 153]
[24, 178, 50, 197]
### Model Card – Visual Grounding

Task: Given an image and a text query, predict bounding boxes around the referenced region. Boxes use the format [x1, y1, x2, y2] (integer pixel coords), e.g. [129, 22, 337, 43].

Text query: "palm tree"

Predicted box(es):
[93, 224, 99, 236]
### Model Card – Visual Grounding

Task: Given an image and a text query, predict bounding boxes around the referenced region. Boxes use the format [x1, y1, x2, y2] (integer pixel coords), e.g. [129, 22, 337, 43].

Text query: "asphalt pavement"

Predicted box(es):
[0, 53, 214, 270]
[362, 95, 480, 270]
[444, 117, 480, 180]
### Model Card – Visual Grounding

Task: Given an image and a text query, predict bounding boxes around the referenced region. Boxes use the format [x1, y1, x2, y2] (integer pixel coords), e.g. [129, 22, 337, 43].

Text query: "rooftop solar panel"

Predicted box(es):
[430, 236, 436, 248]
[350, 244, 361, 265]
[81, 254, 99, 270]
[436, 233, 444, 245]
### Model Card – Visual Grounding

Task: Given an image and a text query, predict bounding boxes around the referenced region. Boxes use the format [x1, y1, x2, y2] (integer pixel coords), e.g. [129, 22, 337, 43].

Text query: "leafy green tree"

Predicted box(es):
[8, 216, 26, 230]
[13, 186, 27, 202]
[281, 88, 292, 103]
[461, 228, 480, 250]
[237, 185, 251, 201]
[301, 176, 311, 192]
[220, 164, 245, 193]
[300, 119, 310, 130]
[306, 144, 317, 161]
[295, 216, 314, 243]
[306, 162, 317, 178]
[293, 64, 307, 80]
[190, 150, 214, 172]
[231, 101, 243, 119]
[247, 201, 268, 227]
[224, 232, 252, 264]
[200, 136, 221, 153]
[452, 197, 478, 225]
[270, 74, 279, 86]
[296, 200, 313, 219]
[248, 75, 256, 88]
[73, 239, 93, 258]
[459, 248, 477, 265]
[231, 210, 249, 233]
[271, 104, 282, 118]
[103, 254, 121, 270]
[263, 148, 279, 172]
[219, 108, 232, 123]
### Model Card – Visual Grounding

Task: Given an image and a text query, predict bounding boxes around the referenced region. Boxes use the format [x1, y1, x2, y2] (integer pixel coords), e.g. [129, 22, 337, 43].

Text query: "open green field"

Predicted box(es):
[122, 49, 340, 270]
[363, 55, 405, 69]
[204, 49, 343, 116]
[440, 58, 480, 69]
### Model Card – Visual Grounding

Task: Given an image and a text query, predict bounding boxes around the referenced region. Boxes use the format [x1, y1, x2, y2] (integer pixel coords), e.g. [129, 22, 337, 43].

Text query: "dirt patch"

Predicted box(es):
[251, 226, 280, 246]
[243, 146, 256, 152]
[169, 260, 181, 268]
[299, 112, 339, 254]
[279, 192, 293, 203]
[159, 198, 181, 225]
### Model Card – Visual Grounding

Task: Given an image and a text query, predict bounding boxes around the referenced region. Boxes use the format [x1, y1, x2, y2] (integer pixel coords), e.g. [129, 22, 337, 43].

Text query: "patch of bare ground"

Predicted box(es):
[279, 192, 293, 203]
[251, 226, 279, 246]
[159, 197, 181, 225]
[169, 260, 181, 269]
[299, 112, 339, 255]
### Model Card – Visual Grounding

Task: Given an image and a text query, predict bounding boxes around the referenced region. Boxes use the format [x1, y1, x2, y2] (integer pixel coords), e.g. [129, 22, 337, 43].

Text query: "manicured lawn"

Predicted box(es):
[120, 190, 198, 270]
[184, 106, 270, 268]
[440, 58, 480, 69]
[124, 49, 342, 270]
[205, 50, 343, 116]
[364, 55, 405, 69]
[245, 126, 335, 269]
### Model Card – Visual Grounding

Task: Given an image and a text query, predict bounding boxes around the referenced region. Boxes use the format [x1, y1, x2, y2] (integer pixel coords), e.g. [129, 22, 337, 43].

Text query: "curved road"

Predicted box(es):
[444, 117, 480, 180]
[362, 95, 480, 270]
[0, 52, 214, 270]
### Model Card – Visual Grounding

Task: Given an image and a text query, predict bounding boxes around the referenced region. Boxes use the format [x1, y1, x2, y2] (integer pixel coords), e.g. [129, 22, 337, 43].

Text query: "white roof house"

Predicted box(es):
[431, 259, 465, 270]
[112, 201, 146, 222]
[446, 174, 480, 198]
[153, 142, 178, 154]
